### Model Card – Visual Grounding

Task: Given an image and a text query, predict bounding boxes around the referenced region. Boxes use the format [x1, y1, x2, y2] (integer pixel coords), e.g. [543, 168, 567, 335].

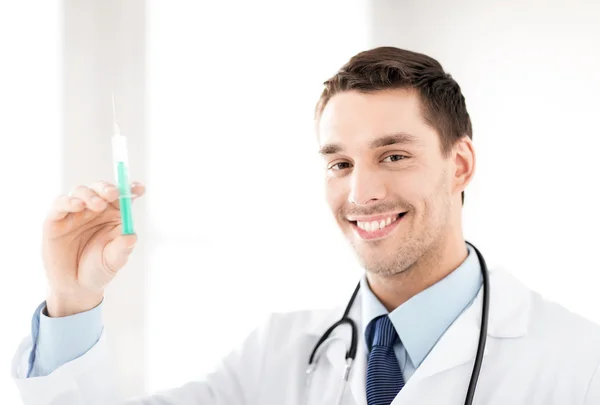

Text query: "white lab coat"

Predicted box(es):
[11, 267, 600, 405]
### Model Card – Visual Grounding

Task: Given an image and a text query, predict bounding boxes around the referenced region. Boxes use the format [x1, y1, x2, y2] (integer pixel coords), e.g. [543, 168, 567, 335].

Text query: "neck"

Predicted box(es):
[366, 234, 468, 312]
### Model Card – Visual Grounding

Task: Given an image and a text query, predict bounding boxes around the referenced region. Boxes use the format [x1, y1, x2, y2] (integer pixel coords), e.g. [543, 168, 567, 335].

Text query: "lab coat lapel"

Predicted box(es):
[404, 267, 531, 388]
[318, 336, 366, 405]
[304, 268, 531, 404]
[405, 291, 485, 387]
[343, 288, 368, 405]
[309, 289, 367, 405]
[348, 337, 367, 405]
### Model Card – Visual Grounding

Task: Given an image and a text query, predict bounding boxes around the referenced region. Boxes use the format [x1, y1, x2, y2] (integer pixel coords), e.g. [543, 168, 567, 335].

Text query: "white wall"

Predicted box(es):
[145, 0, 369, 392]
[368, 0, 600, 323]
[0, 2, 60, 402]
[2, 0, 148, 400]
[61, 0, 148, 397]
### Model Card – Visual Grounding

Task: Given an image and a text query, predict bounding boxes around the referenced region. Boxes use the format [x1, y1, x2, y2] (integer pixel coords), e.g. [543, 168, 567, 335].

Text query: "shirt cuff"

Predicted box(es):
[28, 299, 104, 377]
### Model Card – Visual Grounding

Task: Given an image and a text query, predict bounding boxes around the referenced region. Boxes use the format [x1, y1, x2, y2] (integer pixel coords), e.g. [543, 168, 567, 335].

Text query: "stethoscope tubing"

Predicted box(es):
[306, 241, 489, 405]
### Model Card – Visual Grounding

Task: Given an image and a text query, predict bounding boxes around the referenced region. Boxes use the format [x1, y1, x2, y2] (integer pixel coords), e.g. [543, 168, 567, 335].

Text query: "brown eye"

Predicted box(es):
[329, 162, 352, 171]
[382, 154, 407, 163]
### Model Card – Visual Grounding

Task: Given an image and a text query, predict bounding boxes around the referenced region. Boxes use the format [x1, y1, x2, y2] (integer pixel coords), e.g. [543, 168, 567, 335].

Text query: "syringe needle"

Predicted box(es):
[111, 91, 120, 135]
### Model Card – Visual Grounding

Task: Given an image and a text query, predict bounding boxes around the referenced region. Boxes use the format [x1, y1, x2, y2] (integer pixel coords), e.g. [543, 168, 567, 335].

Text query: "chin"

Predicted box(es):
[353, 246, 402, 276]
[362, 259, 403, 277]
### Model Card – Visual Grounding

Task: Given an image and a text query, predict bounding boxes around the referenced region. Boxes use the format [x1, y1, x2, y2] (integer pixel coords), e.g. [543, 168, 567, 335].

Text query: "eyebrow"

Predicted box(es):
[318, 132, 418, 155]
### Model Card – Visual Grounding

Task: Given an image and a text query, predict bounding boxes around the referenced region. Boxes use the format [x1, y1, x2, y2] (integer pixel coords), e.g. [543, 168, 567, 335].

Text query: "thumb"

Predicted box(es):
[103, 234, 138, 274]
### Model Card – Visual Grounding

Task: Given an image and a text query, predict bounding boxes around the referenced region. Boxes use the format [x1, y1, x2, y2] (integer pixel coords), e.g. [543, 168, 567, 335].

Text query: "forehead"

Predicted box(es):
[317, 89, 439, 151]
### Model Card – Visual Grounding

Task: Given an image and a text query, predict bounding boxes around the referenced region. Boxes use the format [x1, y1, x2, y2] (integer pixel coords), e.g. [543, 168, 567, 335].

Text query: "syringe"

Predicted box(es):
[111, 93, 135, 235]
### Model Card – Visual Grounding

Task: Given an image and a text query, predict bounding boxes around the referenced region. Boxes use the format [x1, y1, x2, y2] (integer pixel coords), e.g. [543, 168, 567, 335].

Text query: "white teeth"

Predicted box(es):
[356, 215, 400, 233]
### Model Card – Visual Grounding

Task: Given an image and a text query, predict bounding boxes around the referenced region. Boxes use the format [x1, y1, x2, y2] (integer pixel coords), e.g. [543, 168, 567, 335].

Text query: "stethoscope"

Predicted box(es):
[305, 241, 490, 405]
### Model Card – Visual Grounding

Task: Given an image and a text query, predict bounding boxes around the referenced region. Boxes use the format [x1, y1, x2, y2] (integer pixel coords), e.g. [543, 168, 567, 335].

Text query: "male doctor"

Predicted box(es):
[11, 47, 600, 404]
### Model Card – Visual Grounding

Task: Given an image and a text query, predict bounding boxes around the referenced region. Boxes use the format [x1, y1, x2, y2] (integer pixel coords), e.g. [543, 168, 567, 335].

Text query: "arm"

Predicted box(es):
[12, 306, 272, 405]
[27, 300, 103, 378]
[16, 181, 270, 404]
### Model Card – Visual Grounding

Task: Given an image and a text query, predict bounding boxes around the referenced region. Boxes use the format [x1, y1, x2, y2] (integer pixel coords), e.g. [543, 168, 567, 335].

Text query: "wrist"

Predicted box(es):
[46, 291, 104, 318]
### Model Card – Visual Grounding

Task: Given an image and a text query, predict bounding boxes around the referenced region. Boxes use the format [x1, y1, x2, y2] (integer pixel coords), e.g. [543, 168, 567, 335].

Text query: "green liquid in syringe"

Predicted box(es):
[117, 161, 135, 235]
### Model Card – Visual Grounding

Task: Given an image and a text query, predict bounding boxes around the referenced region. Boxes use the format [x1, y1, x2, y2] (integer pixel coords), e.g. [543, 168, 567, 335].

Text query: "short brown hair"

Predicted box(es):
[315, 46, 472, 204]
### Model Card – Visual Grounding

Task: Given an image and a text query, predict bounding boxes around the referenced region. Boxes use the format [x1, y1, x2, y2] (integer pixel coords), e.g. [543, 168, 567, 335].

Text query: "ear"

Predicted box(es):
[452, 136, 476, 198]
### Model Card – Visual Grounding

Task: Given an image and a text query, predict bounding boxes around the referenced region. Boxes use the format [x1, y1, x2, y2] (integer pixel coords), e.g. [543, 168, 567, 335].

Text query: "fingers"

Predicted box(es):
[86, 180, 145, 202]
[46, 195, 86, 221]
[103, 234, 137, 274]
[131, 182, 146, 200]
[69, 185, 109, 213]
[87, 181, 120, 204]
[46, 181, 146, 223]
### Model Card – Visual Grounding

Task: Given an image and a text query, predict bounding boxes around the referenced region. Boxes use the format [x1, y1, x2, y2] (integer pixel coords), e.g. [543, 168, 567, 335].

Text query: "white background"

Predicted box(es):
[145, 0, 369, 391]
[1, 0, 599, 402]
[0, 1, 61, 402]
[369, 0, 600, 320]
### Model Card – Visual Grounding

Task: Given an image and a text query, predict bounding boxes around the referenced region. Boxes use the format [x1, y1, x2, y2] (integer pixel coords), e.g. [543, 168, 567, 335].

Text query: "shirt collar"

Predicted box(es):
[360, 242, 483, 368]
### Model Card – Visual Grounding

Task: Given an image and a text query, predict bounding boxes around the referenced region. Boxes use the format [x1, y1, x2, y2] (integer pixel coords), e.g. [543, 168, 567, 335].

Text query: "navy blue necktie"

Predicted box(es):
[365, 315, 405, 405]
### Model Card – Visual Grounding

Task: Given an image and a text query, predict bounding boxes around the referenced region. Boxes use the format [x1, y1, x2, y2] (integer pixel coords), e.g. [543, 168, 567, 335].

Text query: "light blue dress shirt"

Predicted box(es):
[27, 243, 482, 379]
[27, 299, 104, 377]
[360, 243, 483, 381]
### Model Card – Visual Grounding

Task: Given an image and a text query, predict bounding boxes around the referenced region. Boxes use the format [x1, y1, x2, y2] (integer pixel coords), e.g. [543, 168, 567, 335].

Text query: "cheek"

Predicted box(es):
[387, 172, 431, 204]
[416, 170, 453, 217]
[396, 165, 445, 202]
[325, 177, 347, 213]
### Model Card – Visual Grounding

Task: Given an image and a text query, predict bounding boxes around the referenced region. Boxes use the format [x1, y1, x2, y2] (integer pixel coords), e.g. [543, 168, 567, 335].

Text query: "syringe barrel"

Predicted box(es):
[112, 134, 129, 165]
[111, 134, 135, 234]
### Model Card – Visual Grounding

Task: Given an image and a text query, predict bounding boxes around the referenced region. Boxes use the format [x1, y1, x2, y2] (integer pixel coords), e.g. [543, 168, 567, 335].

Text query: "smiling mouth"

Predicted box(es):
[349, 212, 407, 232]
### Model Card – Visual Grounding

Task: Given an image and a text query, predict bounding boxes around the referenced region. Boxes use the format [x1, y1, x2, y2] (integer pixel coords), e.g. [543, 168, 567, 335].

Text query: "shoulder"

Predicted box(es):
[526, 284, 600, 396]
[497, 268, 600, 369]
[491, 266, 600, 345]
[260, 306, 344, 338]
[232, 306, 344, 366]
[527, 288, 600, 347]
[487, 268, 600, 402]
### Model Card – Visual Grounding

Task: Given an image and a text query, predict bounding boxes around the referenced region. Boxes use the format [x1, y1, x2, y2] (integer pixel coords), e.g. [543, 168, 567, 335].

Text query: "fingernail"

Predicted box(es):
[91, 196, 102, 203]
[127, 244, 136, 251]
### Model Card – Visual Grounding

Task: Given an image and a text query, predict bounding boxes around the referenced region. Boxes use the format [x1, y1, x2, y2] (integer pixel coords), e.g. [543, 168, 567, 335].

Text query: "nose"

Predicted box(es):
[347, 165, 387, 206]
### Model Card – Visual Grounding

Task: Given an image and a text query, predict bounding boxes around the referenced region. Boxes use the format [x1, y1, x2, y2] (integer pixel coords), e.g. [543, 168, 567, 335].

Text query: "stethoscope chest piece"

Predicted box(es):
[304, 338, 355, 405]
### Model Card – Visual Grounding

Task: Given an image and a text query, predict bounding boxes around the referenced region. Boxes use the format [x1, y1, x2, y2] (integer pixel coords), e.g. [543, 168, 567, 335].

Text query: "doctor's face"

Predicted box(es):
[318, 89, 464, 276]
